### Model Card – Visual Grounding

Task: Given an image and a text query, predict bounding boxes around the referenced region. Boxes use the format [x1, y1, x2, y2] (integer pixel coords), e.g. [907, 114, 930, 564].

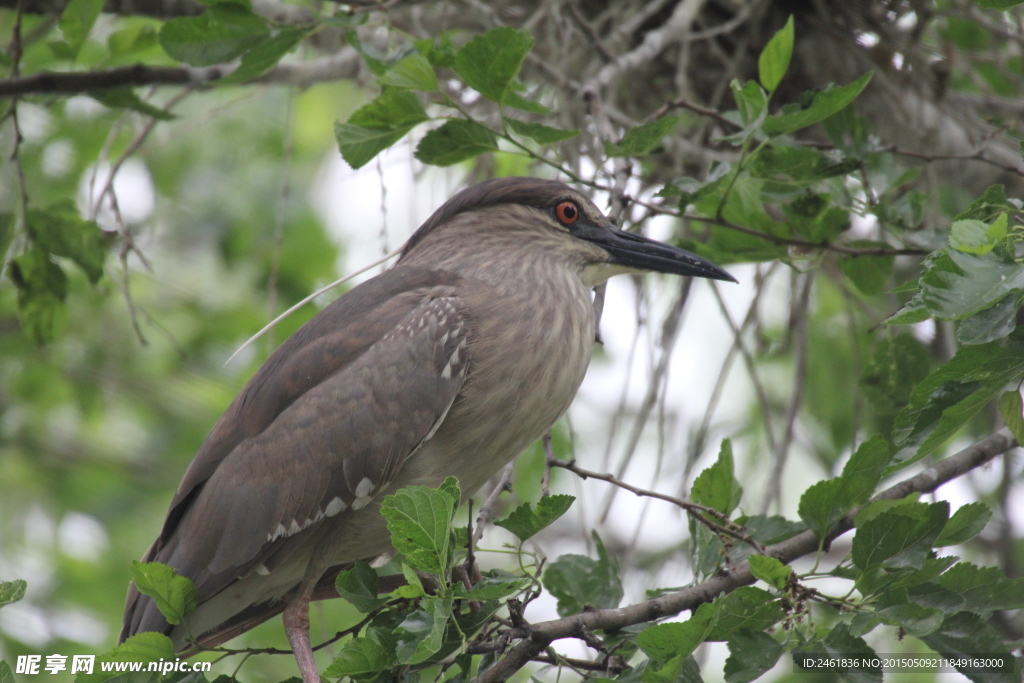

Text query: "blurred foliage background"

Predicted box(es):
[1, 0, 1023, 681]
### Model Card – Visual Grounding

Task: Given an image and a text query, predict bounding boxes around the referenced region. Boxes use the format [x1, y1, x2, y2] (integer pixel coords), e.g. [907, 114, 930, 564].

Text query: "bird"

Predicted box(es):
[120, 176, 736, 682]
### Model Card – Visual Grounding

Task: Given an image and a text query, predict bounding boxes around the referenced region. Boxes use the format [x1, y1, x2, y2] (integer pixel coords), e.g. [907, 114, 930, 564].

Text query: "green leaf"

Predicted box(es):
[762, 72, 874, 136]
[26, 201, 107, 283]
[839, 242, 895, 296]
[892, 338, 1024, 467]
[107, 21, 159, 56]
[851, 501, 949, 569]
[414, 120, 498, 166]
[957, 292, 1022, 345]
[464, 574, 530, 600]
[642, 655, 703, 683]
[730, 79, 768, 129]
[0, 660, 12, 683]
[335, 561, 385, 613]
[937, 562, 1024, 614]
[998, 390, 1024, 444]
[453, 27, 534, 103]
[706, 587, 784, 641]
[605, 116, 681, 157]
[875, 602, 945, 637]
[77, 632, 176, 683]
[724, 630, 783, 683]
[54, 0, 103, 59]
[920, 612, 1021, 683]
[7, 250, 69, 344]
[130, 561, 198, 626]
[747, 555, 791, 590]
[379, 53, 439, 91]
[0, 579, 27, 607]
[798, 435, 891, 538]
[218, 27, 308, 84]
[335, 89, 429, 169]
[950, 214, 1007, 255]
[159, 4, 268, 67]
[794, 623, 881, 683]
[494, 494, 575, 541]
[936, 502, 992, 547]
[323, 627, 397, 677]
[89, 88, 175, 120]
[543, 532, 623, 616]
[920, 250, 1024, 321]
[690, 439, 743, 515]
[395, 597, 452, 664]
[393, 563, 426, 599]
[380, 479, 461, 576]
[758, 16, 794, 92]
[637, 602, 717, 663]
[505, 118, 580, 144]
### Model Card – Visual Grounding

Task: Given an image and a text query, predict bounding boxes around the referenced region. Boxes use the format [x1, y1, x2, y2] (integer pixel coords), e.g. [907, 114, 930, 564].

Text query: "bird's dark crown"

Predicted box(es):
[399, 177, 596, 258]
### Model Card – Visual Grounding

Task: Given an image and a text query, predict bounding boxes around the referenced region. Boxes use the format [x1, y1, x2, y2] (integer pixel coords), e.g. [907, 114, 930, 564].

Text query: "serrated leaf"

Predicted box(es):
[323, 627, 397, 677]
[920, 612, 1020, 683]
[463, 575, 530, 600]
[891, 339, 1024, 468]
[999, 390, 1024, 444]
[159, 4, 268, 67]
[335, 89, 429, 169]
[637, 602, 717, 663]
[395, 598, 452, 664]
[762, 72, 873, 136]
[758, 16, 794, 92]
[7, 250, 69, 344]
[335, 561, 384, 613]
[920, 249, 1024, 321]
[414, 120, 498, 166]
[494, 494, 574, 541]
[730, 79, 768, 129]
[950, 214, 1007, 255]
[957, 292, 1022, 345]
[89, 88, 175, 120]
[606, 116, 681, 157]
[876, 602, 945, 637]
[690, 439, 743, 515]
[724, 630, 783, 683]
[0, 579, 27, 607]
[747, 555, 791, 590]
[543, 532, 622, 616]
[77, 632, 176, 683]
[218, 27, 307, 84]
[130, 561, 198, 626]
[26, 201, 107, 283]
[937, 562, 1024, 614]
[706, 586, 784, 641]
[381, 480, 460, 576]
[798, 434, 891, 538]
[936, 502, 992, 546]
[794, 624, 881, 683]
[851, 501, 949, 569]
[379, 53, 438, 91]
[642, 655, 703, 683]
[453, 27, 534, 103]
[505, 118, 579, 144]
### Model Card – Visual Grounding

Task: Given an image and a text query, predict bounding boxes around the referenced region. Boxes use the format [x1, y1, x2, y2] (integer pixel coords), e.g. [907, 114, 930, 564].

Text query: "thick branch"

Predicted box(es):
[474, 429, 1017, 683]
[0, 49, 360, 98]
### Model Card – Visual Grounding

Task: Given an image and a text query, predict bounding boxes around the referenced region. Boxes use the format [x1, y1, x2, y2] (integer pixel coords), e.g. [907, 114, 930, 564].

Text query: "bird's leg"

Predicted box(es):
[283, 582, 320, 683]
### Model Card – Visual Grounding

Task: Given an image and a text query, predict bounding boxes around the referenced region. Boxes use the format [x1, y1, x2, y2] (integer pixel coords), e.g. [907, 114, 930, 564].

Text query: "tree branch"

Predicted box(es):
[474, 429, 1018, 683]
[0, 49, 360, 98]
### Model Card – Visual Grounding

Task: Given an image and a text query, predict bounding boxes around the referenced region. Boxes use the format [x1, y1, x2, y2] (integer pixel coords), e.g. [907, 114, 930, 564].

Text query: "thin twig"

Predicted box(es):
[471, 462, 514, 548]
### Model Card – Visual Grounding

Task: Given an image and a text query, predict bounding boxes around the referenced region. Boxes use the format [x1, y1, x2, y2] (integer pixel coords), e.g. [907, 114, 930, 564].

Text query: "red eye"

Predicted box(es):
[555, 201, 579, 226]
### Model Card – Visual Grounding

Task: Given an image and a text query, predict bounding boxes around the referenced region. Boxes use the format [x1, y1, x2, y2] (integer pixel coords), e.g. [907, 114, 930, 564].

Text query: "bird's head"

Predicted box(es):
[399, 177, 737, 287]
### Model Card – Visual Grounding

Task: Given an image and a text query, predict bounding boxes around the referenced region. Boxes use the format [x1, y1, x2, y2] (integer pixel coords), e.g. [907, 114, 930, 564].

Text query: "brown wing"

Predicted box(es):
[121, 267, 467, 640]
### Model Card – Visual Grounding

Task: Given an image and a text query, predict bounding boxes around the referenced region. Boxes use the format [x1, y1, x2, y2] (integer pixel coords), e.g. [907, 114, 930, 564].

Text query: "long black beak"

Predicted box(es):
[578, 223, 738, 283]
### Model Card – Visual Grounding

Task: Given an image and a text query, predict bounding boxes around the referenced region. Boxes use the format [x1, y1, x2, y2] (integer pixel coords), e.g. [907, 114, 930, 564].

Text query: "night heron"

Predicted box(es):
[120, 177, 736, 682]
